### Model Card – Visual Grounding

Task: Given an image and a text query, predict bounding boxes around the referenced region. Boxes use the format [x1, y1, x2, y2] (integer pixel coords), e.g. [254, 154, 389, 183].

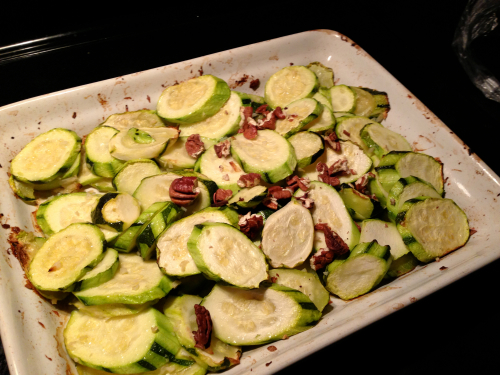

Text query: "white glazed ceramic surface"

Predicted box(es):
[1, 30, 499, 375]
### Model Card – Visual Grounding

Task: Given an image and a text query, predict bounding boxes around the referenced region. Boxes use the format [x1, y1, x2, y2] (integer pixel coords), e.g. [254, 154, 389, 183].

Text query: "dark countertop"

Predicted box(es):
[1, 1, 499, 374]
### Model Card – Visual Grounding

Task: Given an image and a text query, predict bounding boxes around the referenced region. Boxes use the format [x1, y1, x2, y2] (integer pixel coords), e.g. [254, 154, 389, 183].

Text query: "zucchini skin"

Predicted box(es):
[91, 193, 123, 231]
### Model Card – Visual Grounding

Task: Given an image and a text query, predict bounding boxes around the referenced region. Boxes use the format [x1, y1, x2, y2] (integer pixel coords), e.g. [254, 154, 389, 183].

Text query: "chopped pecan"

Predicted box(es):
[257, 111, 277, 130]
[169, 177, 200, 207]
[270, 276, 278, 283]
[255, 104, 270, 115]
[328, 159, 349, 175]
[214, 139, 231, 158]
[244, 124, 258, 139]
[238, 212, 264, 240]
[343, 130, 351, 137]
[237, 173, 261, 188]
[222, 174, 230, 181]
[390, 198, 396, 206]
[192, 304, 212, 350]
[314, 223, 349, 256]
[316, 159, 352, 187]
[354, 172, 375, 194]
[310, 248, 335, 271]
[274, 107, 286, 120]
[268, 186, 293, 200]
[295, 192, 314, 209]
[212, 189, 233, 207]
[318, 174, 340, 187]
[185, 134, 205, 158]
[263, 196, 278, 210]
[470, 228, 477, 236]
[285, 175, 310, 191]
[323, 133, 341, 151]
[238, 106, 259, 140]
[267, 346, 278, 352]
[229, 161, 241, 172]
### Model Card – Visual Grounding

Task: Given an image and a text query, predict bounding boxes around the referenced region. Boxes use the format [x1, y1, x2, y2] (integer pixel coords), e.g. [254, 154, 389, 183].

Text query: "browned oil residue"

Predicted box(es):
[2, 223, 10, 229]
[97, 93, 110, 110]
[250, 79, 260, 91]
[72, 112, 76, 119]
[230, 74, 249, 89]
[45, 355, 52, 361]
[146, 95, 151, 103]
[392, 303, 404, 310]
[439, 266, 448, 271]
[7, 227, 29, 271]
[124, 97, 132, 100]
[269, 55, 279, 61]
[266, 361, 272, 367]
[39, 321, 46, 329]
[267, 345, 277, 352]
[198, 66, 204, 76]
[53, 310, 60, 317]
[410, 297, 417, 303]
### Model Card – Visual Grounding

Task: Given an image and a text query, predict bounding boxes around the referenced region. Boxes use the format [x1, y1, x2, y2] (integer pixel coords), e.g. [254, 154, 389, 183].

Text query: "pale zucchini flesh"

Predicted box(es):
[202, 284, 321, 346]
[187, 223, 268, 288]
[264, 65, 318, 108]
[156, 136, 217, 170]
[329, 85, 356, 112]
[307, 62, 334, 88]
[351, 86, 376, 117]
[275, 98, 322, 138]
[288, 131, 324, 168]
[85, 126, 124, 178]
[360, 219, 410, 260]
[157, 207, 239, 277]
[11, 128, 81, 183]
[261, 200, 314, 268]
[361, 122, 412, 158]
[112, 159, 161, 196]
[179, 91, 242, 139]
[74, 248, 120, 291]
[92, 192, 141, 232]
[335, 116, 374, 147]
[230, 130, 297, 184]
[295, 181, 360, 250]
[28, 223, 105, 292]
[101, 110, 167, 131]
[74, 253, 174, 305]
[157, 75, 231, 124]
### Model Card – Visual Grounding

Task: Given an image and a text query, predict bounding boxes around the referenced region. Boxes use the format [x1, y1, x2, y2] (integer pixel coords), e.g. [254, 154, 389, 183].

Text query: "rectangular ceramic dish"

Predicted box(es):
[1, 29, 499, 375]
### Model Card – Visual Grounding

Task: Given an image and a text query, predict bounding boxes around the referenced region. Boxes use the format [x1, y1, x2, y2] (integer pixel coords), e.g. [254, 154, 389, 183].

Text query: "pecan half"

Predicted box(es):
[237, 173, 261, 188]
[314, 223, 349, 256]
[212, 189, 233, 207]
[169, 177, 200, 207]
[310, 248, 335, 271]
[286, 175, 310, 192]
[185, 134, 205, 158]
[214, 139, 231, 158]
[238, 212, 264, 240]
[192, 304, 212, 350]
[323, 133, 341, 151]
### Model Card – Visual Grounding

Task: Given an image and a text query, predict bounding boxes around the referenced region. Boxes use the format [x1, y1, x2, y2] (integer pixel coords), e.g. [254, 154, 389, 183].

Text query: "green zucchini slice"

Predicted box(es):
[338, 186, 381, 221]
[230, 130, 297, 184]
[163, 294, 241, 371]
[36, 192, 101, 236]
[187, 222, 268, 288]
[307, 62, 334, 88]
[312, 91, 333, 110]
[114, 201, 169, 253]
[202, 284, 321, 346]
[156, 136, 217, 170]
[101, 109, 167, 131]
[275, 98, 322, 138]
[335, 116, 374, 147]
[9, 175, 35, 202]
[64, 308, 180, 373]
[71, 300, 156, 319]
[360, 122, 412, 158]
[261, 200, 314, 268]
[329, 85, 356, 112]
[136, 202, 182, 260]
[265, 65, 318, 108]
[196, 144, 245, 193]
[396, 197, 470, 263]
[109, 126, 179, 160]
[350, 86, 377, 117]
[359, 219, 410, 260]
[288, 131, 324, 168]
[74, 253, 174, 305]
[303, 105, 336, 133]
[85, 126, 124, 178]
[74, 248, 119, 291]
[11, 128, 81, 183]
[156, 206, 238, 278]
[179, 91, 242, 139]
[157, 75, 231, 124]
[325, 241, 392, 300]
[112, 159, 161, 195]
[269, 268, 330, 312]
[227, 185, 267, 209]
[387, 177, 441, 221]
[299, 140, 372, 185]
[28, 223, 105, 292]
[75, 362, 206, 375]
[91, 192, 141, 232]
[295, 181, 360, 250]
[376, 151, 444, 195]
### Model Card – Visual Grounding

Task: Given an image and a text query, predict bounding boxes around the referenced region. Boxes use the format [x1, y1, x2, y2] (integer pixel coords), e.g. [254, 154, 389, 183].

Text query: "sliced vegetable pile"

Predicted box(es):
[8, 62, 470, 375]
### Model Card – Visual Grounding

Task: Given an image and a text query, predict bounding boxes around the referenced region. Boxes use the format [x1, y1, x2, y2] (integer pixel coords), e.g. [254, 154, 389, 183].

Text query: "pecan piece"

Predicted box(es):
[268, 186, 293, 200]
[314, 223, 349, 256]
[328, 159, 349, 175]
[255, 104, 270, 115]
[192, 304, 212, 350]
[185, 134, 205, 158]
[323, 133, 341, 151]
[318, 174, 340, 187]
[354, 172, 376, 194]
[214, 139, 231, 158]
[310, 248, 335, 271]
[249, 79, 260, 91]
[286, 175, 310, 192]
[295, 192, 314, 209]
[273, 107, 286, 120]
[238, 212, 264, 240]
[262, 196, 278, 210]
[169, 177, 200, 207]
[244, 124, 258, 140]
[257, 111, 277, 130]
[237, 173, 261, 188]
[212, 189, 233, 207]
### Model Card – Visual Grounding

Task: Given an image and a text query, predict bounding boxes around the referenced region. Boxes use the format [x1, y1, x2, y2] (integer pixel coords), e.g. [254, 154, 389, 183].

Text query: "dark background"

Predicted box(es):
[1, 1, 500, 374]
